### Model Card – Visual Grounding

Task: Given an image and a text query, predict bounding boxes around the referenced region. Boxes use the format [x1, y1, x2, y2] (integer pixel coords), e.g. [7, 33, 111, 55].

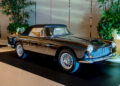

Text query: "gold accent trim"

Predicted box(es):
[68, 0, 71, 28]
[90, 0, 93, 27]
[90, 0, 93, 39]
[50, 0, 52, 24]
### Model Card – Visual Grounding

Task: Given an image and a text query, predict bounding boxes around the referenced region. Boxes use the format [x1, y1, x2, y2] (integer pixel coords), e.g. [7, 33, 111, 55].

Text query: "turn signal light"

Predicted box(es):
[89, 55, 92, 59]
[111, 50, 112, 53]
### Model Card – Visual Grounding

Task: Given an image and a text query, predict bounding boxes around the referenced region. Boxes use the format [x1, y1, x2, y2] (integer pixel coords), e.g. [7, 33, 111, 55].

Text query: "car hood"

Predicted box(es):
[54, 35, 110, 48]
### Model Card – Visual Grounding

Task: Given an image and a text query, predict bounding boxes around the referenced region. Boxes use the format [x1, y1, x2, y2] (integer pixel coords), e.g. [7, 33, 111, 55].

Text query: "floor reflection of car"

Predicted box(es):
[8, 24, 116, 73]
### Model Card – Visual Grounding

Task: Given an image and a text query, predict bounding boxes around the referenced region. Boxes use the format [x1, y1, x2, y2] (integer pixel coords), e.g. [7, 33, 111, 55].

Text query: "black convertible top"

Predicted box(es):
[31, 24, 67, 28]
[23, 24, 67, 36]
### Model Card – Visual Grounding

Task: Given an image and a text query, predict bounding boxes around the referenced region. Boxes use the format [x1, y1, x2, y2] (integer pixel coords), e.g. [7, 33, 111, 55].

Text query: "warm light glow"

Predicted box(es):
[0, 47, 14, 53]
[116, 35, 120, 40]
[89, 55, 92, 59]
[111, 50, 112, 53]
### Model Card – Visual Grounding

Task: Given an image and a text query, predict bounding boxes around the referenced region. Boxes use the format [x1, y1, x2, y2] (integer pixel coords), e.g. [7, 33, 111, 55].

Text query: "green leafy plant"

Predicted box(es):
[8, 23, 29, 34]
[97, 0, 120, 40]
[0, 0, 35, 34]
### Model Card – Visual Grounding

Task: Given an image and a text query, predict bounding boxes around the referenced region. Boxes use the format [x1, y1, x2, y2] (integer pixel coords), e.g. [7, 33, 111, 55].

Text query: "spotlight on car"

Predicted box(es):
[87, 45, 94, 53]
[112, 41, 116, 48]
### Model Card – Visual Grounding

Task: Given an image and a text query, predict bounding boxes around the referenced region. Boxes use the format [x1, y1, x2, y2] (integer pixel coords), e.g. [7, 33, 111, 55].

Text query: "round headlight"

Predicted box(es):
[87, 45, 94, 53]
[112, 41, 116, 48]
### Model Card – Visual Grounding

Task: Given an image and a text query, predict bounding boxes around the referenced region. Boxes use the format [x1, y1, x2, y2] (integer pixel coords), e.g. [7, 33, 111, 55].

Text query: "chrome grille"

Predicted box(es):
[92, 47, 110, 58]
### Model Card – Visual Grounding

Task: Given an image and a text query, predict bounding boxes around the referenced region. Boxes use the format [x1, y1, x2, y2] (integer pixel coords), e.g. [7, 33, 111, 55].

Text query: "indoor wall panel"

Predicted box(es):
[0, 0, 100, 39]
[28, 0, 51, 25]
[70, 0, 91, 38]
[29, 0, 100, 39]
[52, 0, 69, 25]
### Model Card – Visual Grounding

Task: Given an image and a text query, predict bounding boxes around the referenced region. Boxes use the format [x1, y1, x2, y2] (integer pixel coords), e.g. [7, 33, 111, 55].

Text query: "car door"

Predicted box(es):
[41, 27, 59, 56]
[22, 27, 49, 54]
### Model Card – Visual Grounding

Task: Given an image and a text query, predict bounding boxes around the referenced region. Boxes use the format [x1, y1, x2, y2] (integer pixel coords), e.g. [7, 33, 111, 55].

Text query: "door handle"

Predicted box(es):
[45, 44, 53, 47]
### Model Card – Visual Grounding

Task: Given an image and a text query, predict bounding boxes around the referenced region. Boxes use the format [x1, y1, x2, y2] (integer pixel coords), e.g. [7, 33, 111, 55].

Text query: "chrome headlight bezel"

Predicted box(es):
[112, 41, 116, 48]
[87, 45, 94, 53]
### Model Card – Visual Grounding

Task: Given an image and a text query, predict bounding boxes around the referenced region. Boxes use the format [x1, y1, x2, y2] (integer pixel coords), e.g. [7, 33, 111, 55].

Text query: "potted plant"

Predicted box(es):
[7, 23, 29, 34]
[97, 0, 120, 58]
[97, 0, 120, 41]
[0, 0, 35, 34]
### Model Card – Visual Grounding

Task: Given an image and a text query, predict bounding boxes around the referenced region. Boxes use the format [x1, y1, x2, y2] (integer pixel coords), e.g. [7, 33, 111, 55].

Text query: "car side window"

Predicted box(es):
[29, 27, 45, 37]
[45, 28, 54, 37]
[22, 27, 32, 36]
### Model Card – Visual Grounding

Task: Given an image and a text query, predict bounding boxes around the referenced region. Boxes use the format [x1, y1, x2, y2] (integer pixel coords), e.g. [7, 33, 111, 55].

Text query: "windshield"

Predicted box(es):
[53, 27, 71, 36]
[45, 27, 71, 37]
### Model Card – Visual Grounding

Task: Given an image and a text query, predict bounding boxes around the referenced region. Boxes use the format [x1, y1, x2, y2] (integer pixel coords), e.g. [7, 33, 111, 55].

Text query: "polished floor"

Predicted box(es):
[0, 46, 120, 86]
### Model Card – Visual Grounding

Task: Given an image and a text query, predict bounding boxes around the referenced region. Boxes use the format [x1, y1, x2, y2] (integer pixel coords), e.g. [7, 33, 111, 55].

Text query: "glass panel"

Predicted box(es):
[53, 27, 69, 36]
[29, 28, 45, 37]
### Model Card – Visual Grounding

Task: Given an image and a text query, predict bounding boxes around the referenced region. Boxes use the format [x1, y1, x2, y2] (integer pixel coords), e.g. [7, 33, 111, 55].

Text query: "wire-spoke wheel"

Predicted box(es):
[16, 43, 27, 59]
[60, 53, 74, 70]
[58, 49, 80, 73]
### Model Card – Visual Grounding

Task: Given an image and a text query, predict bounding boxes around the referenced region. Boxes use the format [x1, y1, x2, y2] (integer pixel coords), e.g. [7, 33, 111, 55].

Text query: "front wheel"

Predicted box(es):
[58, 49, 80, 73]
[16, 43, 27, 59]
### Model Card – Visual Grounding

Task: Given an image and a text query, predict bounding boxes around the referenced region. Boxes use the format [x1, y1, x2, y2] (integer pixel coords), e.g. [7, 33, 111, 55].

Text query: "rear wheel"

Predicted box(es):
[16, 43, 27, 59]
[58, 49, 80, 73]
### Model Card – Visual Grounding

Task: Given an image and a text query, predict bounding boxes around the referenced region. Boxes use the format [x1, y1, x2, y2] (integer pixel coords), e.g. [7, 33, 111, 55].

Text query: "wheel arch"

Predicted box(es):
[55, 46, 80, 73]
[15, 41, 22, 48]
[55, 46, 77, 59]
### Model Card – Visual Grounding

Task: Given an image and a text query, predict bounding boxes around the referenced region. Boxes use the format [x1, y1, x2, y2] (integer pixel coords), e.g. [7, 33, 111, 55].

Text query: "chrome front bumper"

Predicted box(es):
[79, 53, 116, 64]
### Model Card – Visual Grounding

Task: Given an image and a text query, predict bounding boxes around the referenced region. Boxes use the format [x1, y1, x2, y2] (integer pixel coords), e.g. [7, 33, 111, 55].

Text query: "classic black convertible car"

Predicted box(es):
[8, 24, 116, 73]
